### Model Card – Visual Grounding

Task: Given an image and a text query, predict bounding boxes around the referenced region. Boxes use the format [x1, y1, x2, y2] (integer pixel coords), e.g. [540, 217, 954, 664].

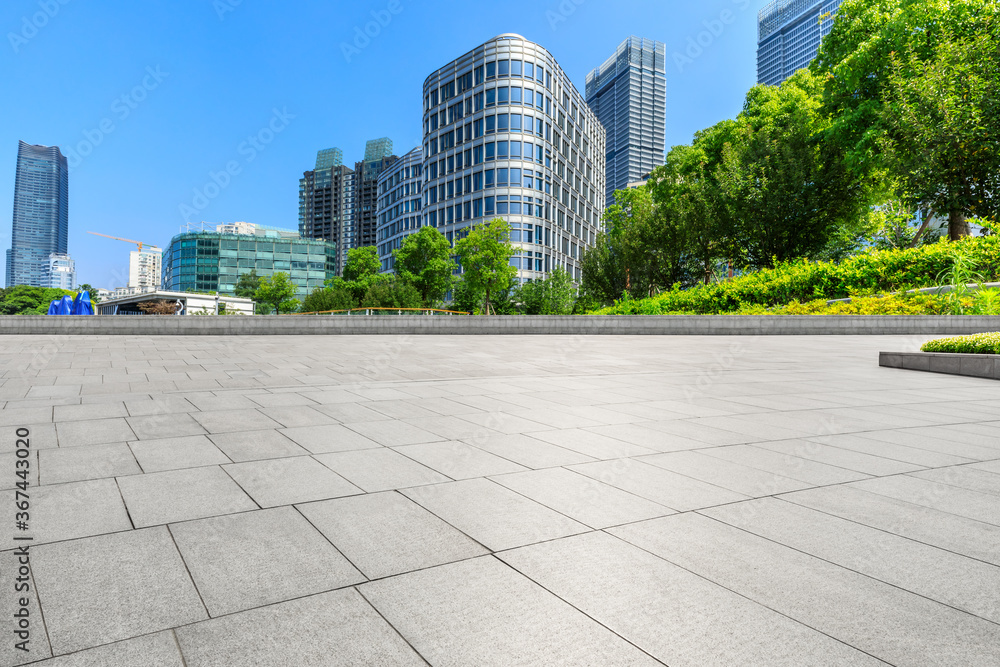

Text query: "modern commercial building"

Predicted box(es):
[757, 0, 841, 86]
[299, 148, 355, 274]
[585, 37, 666, 208]
[376, 147, 423, 272]
[422, 33, 606, 282]
[354, 138, 397, 251]
[161, 222, 336, 300]
[129, 248, 162, 291]
[6, 141, 70, 287]
[44, 253, 76, 290]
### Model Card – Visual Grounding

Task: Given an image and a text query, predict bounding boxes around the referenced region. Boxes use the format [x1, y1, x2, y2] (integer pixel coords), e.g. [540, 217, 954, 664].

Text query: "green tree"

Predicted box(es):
[360, 278, 423, 309]
[718, 70, 867, 269]
[517, 268, 577, 315]
[234, 270, 262, 298]
[77, 283, 101, 304]
[814, 0, 1000, 239]
[393, 226, 456, 306]
[342, 246, 381, 282]
[254, 272, 299, 314]
[0, 286, 76, 315]
[453, 218, 517, 315]
[301, 284, 354, 312]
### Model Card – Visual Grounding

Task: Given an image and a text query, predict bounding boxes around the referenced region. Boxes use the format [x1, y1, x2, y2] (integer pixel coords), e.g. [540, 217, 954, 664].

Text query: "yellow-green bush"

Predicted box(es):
[595, 235, 1000, 315]
[922, 333, 1000, 354]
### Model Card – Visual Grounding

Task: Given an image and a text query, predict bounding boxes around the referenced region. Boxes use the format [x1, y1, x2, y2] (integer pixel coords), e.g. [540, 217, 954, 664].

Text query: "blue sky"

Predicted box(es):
[1, 0, 763, 288]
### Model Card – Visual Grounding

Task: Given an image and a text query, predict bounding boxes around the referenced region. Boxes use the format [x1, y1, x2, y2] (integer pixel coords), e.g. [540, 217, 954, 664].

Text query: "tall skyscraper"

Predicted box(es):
[376, 147, 423, 272]
[299, 148, 355, 275]
[353, 138, 397, 251]
[422, 33, 605, 283]
[757, 0, 841, 86]
[585, 37, 666, 209]
[7, 141, 69, 287]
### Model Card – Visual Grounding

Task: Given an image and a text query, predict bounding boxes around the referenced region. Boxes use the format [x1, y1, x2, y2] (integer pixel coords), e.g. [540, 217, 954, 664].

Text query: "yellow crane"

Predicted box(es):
[87, 231, 160, 253]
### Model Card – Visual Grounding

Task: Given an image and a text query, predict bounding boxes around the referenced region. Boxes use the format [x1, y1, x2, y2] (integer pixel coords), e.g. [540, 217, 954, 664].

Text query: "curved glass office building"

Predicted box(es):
[7, 141, 69, 288]
[421, 34, 605, 282]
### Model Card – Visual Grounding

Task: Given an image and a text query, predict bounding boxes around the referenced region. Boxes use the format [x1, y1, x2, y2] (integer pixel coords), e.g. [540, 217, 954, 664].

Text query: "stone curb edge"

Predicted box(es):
[879, 351, 1000, 381]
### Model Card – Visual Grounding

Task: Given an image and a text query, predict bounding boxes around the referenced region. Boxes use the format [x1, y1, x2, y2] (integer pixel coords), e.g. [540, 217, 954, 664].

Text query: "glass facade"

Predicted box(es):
[757, 0, 840, 86]
[422, 33, 606, 283]
[585, 37, 666, 208]
[376, 147, 423, 272]
[354, 139, 398, 251]
[161, 231, 337, 300]
[6, 141, 69, 288]
[299, 149, 354, 275]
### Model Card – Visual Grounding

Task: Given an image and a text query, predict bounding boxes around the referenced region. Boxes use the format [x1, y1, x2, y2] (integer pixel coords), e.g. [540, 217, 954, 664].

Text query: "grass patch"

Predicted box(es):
[921, 333, 1000, 355]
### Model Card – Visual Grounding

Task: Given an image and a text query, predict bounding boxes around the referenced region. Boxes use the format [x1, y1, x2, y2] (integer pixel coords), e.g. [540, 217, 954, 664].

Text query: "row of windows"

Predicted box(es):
[428, 58, 552, 109]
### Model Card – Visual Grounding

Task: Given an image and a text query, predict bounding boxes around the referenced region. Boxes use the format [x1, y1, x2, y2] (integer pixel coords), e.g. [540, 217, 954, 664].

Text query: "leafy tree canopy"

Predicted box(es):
[393, 226, 456, 307]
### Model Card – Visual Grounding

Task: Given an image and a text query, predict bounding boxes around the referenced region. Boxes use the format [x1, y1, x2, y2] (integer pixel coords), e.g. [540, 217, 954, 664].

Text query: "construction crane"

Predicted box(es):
[87, 231, 160, 253]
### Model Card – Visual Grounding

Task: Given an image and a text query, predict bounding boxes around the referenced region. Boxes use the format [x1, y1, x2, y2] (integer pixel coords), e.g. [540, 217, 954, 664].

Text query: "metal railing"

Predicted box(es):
[289, 307, 471, 316]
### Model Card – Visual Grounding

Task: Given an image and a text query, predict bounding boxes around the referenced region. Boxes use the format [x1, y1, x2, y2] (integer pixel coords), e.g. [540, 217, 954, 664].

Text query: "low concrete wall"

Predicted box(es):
[880, 351, 1000, 380]
[1, 315, 999, 336]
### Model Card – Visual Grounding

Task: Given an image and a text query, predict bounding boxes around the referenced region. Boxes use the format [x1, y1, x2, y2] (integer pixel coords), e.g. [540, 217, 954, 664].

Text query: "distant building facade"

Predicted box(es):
[757, 0, 841, 86]
[354, 138, 397, 251]
[376, 147, 423, 272]
[6, 141, 69, 287]
[299, 148, 355, 275]
[585, 37, 666, 208]
[129, 249, 162, 291]
[422, 33, 606, 282]
[161, 222, 336, 300]
[44, 253, 76, 290]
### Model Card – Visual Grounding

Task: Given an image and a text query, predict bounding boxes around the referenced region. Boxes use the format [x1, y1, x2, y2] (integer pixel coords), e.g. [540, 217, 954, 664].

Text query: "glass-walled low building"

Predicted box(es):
[161, 223, 336, 300]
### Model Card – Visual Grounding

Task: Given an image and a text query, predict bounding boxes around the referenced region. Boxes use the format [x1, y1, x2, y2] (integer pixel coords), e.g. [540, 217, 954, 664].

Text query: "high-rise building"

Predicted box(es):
[6, 141, 69, 287]
[161, 222, 336, 300]
[299, 148, 355, 274]
[354, 138, 398, 251]
[44, 253, 76, 290]
[585, 37, 666, 209]
[422, 33, 605, 282]
[376, 147, 423, 272]
[757, 0, 841, 86]
[129, 248, 162, 291]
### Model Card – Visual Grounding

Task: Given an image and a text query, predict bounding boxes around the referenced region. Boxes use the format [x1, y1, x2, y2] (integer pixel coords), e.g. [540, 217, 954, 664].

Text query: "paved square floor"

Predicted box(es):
[1, 334, 998, 666]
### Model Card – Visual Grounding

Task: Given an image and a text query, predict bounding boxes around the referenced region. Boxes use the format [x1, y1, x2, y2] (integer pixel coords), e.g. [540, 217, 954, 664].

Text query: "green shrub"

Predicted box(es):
[594, 235, 1000, 315]
[922, 333, 1000, 355]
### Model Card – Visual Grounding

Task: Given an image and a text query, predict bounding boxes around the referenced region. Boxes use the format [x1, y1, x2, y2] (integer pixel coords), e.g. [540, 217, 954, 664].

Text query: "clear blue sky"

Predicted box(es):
[1, 0, 763, 288]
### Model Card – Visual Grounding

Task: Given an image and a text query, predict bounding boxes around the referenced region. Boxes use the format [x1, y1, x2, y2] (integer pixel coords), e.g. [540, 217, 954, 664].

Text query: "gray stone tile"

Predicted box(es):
[223, 456, 361, 507]
[0, 549, 50, 665]
[183, 394, 259, 411]
[55, 418, 136, 447]
[0, 449, 38, 490]
[298, 491, 488, 579]
[361, 556, 661, 666]
[39, 443, 141, 485]
[756, 439, 923, 476]
[854, 429, 1000, 462]
[0, 478, 131, 548]
[246, 391, 318, 407]
[256, 405, 339, 428]
[458, 410, 550, 435]
[190, 409, 282, 434]
[27, 631, 184, 667]
[346, 419, 445, 446]
[908, 465, 1000, 497]
[465, 432, 596, 468]
[848, 475, 1000, 526]
[367, 399, 440, 420]
[32, 527, 206, 655]
[639, 450, 811, 496]
[970, 460, 1000, 475]
[207, 429, 308, 461]
[128, 435, 230, 472]
[117, 466, 257, 527]
[612, 512, 1000, 667]
[491, 467, 673, 529]
[500, 531, 884, 666]
[402, 478, 588, 551]
[175, 588, 424, 666]
[704, 497, 1000, 624]
[402, 415, 482, 440]
[279, 424, 381, 454]
[314, 447, 449, 492]
[170, 506, 363, 616]
[52, 402, 127, 422]
[312, 402, 392, 423]
[394, 440, 527, 479]
[125, 413, 207, 441]
[810, 433, 973, 468]
[530, 427, 659, 458]
[699, 444, 871, 486]
[123, 396, 196, 416]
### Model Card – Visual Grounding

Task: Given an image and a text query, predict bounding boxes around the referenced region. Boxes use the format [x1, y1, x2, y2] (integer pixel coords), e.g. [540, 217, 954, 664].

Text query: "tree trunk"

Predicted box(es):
[949, 208, 970, 241]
